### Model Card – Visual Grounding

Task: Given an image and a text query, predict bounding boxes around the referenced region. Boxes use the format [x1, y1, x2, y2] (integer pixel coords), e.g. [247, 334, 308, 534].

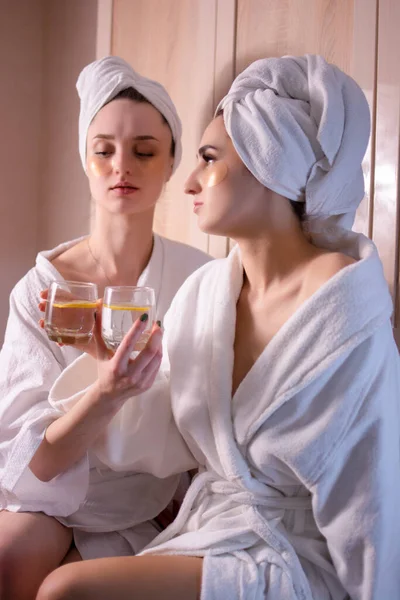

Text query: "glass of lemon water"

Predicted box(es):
[44, 280, 98, 345]
[101, 286, 156, 353]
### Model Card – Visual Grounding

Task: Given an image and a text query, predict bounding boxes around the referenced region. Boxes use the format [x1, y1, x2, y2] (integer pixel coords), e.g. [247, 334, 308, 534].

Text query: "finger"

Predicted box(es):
[38, 301, 46, 313]
[92, 300, 112, 361]
[126, 328, 163, 380]
[135, 352, 163, 390]
[94, 299, 103, 332]
[40, 289, 49, 300]
[114, 315, 150, 372]
[39, 318, 45, 329]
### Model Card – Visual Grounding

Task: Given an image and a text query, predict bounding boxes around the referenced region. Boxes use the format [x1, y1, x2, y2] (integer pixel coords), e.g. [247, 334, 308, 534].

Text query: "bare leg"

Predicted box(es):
[60, 547, 82, 565]
[0, 510, 72, 600]
[36, 555, 202, 600]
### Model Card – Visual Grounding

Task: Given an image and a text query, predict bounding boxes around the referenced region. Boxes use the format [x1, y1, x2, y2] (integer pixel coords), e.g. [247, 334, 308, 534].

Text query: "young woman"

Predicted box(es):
[37, 55, 400, 600]
[0, 56, 210, 600]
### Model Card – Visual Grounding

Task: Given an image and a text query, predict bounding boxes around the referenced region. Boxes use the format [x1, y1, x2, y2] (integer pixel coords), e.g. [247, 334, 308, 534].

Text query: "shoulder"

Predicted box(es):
[50, 239, 89, 281]
[11, 266, 49, 305]
[160, 236, 212, 272]
[304, 250, 356, 296]
[159, 236, 214, 297]
[167, 257, 225, 309]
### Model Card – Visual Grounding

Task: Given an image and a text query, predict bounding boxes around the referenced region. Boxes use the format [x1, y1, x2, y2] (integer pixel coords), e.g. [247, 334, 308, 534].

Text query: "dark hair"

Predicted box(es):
[289, 200, 305, 220]
[110, 87, 175, 157]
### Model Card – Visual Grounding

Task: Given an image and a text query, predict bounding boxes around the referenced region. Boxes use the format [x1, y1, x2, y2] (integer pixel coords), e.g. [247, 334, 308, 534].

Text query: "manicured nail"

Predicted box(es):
[140, 313, 149, 322]
[156, 320, 162, 327]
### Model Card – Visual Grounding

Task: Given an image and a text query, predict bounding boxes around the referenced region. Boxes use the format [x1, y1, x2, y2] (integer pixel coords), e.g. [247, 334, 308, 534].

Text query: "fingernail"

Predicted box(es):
[156, 320, 162, 328]
[140, 313, 149, 322]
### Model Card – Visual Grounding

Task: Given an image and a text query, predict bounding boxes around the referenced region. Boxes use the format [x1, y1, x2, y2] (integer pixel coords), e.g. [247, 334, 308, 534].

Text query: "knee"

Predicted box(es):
[36, 567, 79, 600]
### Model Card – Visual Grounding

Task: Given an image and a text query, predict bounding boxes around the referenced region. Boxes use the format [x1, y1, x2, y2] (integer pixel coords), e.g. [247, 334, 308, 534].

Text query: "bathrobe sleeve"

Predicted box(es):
[47, 296, 198, 479]
[309, 326, 400, 599]
[0, 272, 89, 516]
[252, 323, 400, 599]
[48, 350, 198, 479]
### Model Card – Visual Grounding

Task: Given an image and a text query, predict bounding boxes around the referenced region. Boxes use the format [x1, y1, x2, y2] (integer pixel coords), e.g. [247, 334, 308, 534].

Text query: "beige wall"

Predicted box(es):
[39, 0, 97, 251]
[0, 0, 97, 342]
[0, 0, 44, 340]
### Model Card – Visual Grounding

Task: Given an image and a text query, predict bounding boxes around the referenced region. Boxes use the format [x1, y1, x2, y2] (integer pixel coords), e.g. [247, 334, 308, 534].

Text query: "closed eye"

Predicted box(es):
[136, 152, 154, 158]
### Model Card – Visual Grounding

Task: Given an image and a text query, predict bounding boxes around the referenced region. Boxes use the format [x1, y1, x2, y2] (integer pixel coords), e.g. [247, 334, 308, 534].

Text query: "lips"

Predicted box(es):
[110, 181, 139, 196]
[111, 181, 138, 190]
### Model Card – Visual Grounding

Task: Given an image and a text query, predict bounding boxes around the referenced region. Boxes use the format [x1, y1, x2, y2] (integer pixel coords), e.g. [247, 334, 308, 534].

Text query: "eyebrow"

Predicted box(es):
[197, 144, 219, 157]
[93, 134, 160, 142]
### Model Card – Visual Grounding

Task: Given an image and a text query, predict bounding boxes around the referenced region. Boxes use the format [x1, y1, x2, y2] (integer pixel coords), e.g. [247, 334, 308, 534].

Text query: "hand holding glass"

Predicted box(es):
[101, 286, 156, 353]
[44, 281, 98, 345]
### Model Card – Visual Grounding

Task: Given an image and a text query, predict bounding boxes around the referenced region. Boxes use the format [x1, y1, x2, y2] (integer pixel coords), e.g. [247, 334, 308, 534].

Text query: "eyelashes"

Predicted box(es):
[94, 151, 154, 159]
[201, 153, 216, 164]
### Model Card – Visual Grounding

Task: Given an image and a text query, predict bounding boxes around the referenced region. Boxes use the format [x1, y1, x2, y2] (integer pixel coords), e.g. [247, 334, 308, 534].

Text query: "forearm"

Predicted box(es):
[29, 382, 122, 482]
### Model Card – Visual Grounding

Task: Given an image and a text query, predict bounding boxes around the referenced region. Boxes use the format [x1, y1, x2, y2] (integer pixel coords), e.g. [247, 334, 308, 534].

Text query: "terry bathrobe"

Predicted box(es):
[48, 225, 400, 599]
[0, 234, 210, 558]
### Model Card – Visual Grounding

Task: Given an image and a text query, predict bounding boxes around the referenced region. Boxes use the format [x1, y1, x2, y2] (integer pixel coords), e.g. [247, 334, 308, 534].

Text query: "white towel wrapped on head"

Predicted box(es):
[77, 56, 182, 173]
[217, 54, 370, 229]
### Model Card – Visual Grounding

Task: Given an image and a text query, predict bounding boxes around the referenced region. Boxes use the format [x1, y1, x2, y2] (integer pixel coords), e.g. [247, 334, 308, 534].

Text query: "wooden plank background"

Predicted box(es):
[112, 0, 400, 333]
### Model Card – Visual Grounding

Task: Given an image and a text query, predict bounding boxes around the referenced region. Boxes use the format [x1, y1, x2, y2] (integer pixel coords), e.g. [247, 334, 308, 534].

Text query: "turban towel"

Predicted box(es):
[217, 55, 371, 229]
[77, 56, 182, 174]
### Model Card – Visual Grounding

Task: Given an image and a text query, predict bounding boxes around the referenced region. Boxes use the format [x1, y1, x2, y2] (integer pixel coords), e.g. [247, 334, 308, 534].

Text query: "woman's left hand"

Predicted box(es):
[38, 290, 111, 359]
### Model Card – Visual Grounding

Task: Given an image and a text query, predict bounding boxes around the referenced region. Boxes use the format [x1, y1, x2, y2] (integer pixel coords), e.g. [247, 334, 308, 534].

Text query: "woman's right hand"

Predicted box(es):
[38, 288, 163, 404]
[30, 312, 163, 482]
[94, 316, 163, 406]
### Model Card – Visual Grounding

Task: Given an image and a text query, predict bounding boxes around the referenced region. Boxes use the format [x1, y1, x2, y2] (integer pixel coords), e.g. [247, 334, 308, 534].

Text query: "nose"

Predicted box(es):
[112, 151, 132, 176]
[184, 167, 202, 195]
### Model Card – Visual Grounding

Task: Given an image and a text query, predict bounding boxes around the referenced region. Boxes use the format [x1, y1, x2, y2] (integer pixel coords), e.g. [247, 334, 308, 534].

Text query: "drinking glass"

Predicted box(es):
[44, 280, 98, 345]
[101, 286, 156, 353]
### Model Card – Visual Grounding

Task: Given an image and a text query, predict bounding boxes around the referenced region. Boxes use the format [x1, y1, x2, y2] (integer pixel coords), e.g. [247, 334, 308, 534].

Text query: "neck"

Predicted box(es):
[236, 225, 318, 296]
[89, 207, 155, 285]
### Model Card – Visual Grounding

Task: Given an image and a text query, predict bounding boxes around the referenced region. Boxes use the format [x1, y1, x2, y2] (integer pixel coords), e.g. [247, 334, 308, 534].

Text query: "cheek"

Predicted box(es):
[143, 156, 171, 179]
[87, 156, 113, 177]
[200, 162, 228, 188]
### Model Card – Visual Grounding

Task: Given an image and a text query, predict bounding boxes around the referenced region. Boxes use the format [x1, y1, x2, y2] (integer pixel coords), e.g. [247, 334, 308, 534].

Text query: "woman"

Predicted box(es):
[37, 55, 400, 599]
[0, 56, 210, 599]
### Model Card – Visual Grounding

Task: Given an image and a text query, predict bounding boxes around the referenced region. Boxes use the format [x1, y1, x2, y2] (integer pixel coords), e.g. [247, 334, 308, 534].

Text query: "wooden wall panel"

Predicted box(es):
[236, 0, 354, 75]
[113, 0, 224, 255]
[208, 0, 236, 258]
[372, 0, 400, 325]
[351, 0, 378, 237]
[112, 0, 400, 322]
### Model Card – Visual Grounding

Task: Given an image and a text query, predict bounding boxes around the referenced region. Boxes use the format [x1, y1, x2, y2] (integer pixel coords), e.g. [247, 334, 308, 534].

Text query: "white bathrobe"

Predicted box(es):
[48, 226, 400, 598]
[0, 234, 210, 558]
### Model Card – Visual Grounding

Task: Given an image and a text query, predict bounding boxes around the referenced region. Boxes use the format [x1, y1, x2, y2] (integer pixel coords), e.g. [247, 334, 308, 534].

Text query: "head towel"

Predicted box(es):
[217, 55, 370, 229]
[77, 56, 182, 174]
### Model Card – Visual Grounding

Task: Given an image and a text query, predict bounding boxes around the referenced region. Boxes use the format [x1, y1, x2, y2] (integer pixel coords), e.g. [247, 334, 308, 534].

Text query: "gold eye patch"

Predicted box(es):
[200, 162, 228, 187]
[88, 156, 113, 177]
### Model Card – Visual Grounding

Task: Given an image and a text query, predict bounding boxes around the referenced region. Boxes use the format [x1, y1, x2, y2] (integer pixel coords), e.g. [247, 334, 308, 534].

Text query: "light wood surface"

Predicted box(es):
[111, 1, 400, 336]
[113, 0, 218, 253]
[372, 0, 400, 322]
[351, 0, 378, 238]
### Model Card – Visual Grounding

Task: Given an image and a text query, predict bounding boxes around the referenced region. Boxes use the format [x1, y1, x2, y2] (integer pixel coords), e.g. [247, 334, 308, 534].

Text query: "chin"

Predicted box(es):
[195, 213, 228, 236]
[101, 198, 157, 217]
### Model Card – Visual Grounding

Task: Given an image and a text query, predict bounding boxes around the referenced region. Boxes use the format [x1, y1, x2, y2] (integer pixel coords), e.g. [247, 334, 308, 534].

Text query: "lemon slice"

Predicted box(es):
[103, 304, 150, 312]
[52, 301, 97, 309]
